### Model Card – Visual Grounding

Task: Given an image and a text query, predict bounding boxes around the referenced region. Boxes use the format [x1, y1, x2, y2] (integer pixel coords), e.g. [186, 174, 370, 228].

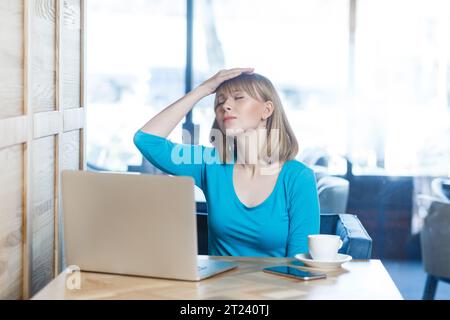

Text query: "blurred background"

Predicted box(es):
[85, 0, 450, 299]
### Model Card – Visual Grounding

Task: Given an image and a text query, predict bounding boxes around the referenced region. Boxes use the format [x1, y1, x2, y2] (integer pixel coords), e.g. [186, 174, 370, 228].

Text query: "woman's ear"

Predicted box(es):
[262, 101, 274, 120]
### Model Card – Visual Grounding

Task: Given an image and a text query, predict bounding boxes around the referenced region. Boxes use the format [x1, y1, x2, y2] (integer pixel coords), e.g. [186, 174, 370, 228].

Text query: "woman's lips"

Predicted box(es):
[224, 117, 236, 122]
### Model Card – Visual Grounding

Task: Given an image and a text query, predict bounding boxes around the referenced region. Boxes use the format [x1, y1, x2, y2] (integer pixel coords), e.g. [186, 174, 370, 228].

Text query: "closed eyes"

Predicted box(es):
[217, 96, 243, 106]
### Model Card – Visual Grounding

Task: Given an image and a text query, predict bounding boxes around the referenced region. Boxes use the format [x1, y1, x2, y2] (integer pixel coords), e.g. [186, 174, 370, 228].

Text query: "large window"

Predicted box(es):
[191, 0, 450, 176]
[353, 0, 450, 175]
[192, 0, 350, 175]
[87, 0, 450, 182]
[86, 0, 186, 172]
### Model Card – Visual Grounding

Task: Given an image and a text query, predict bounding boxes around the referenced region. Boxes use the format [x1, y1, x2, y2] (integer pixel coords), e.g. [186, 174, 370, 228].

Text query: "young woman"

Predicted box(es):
[134, 68, 320, 257]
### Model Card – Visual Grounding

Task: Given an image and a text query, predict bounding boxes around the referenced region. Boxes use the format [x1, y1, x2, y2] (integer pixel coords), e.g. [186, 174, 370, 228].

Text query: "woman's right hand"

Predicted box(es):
[197, 68, 254, 96]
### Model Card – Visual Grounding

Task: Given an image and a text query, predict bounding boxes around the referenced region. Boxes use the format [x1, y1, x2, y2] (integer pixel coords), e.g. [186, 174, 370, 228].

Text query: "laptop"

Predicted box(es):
[61, 170, 238, 281]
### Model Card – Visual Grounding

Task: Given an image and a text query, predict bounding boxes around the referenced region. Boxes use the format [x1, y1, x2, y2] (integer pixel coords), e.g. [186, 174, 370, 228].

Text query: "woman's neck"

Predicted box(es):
[235, 127, 267, 164]
[235, 162, 283, 178]
[234, 128, 283, 177]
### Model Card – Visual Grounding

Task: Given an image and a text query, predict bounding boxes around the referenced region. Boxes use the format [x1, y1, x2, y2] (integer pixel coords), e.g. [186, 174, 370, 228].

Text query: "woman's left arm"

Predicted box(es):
[286, 167, 320, 257]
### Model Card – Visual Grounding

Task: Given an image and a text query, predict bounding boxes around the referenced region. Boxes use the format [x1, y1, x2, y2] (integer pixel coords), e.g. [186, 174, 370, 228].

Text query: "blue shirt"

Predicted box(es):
[133, 129, 320, 257]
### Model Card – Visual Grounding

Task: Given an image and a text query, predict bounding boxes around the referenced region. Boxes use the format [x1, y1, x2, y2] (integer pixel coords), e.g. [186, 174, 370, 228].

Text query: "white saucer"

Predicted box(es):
[294, 253, 352, 270]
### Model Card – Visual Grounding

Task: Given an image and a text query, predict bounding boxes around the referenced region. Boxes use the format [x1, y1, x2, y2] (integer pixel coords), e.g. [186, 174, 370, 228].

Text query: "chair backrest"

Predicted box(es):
[420, 198, 450, 279]
[431, 178, 450, 201]
[298, 147, 330, 167]
[317, 176, 349, 213]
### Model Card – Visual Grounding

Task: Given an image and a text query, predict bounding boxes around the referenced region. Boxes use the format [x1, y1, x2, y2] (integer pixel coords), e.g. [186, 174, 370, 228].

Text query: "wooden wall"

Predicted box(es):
[0, 0, 86, 299]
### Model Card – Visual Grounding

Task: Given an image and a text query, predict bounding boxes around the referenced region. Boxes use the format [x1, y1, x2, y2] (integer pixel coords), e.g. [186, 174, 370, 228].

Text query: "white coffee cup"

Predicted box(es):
[308, 234, 343, 261]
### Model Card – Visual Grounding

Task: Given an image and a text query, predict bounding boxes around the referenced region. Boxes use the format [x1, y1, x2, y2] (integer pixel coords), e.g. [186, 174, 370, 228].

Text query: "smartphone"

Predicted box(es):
[263, 266, 326, 281]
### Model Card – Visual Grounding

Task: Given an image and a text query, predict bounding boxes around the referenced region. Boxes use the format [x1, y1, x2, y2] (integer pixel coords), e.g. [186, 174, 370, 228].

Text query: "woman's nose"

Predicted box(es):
[222, 100, 232, 111]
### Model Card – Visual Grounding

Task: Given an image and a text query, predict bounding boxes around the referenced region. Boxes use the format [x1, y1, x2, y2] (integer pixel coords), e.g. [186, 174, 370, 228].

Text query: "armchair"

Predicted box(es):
[419, 195, 450, 300]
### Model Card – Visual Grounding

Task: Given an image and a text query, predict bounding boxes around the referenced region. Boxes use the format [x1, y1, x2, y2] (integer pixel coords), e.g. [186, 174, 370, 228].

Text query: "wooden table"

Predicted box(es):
[32, 256, 403, 300]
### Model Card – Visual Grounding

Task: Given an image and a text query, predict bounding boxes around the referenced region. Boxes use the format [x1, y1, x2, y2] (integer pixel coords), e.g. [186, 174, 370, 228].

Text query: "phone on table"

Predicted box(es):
[263, 266, 326, 281]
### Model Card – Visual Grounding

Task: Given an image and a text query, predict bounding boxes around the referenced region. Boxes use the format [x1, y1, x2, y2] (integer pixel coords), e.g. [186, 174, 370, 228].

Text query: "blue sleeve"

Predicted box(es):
[286, 167, 321, 257]
[133, 129, 207, 191]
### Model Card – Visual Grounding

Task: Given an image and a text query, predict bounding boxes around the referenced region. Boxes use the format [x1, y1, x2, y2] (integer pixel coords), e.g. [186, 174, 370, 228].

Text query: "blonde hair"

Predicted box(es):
[209, 73, 299, 164]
